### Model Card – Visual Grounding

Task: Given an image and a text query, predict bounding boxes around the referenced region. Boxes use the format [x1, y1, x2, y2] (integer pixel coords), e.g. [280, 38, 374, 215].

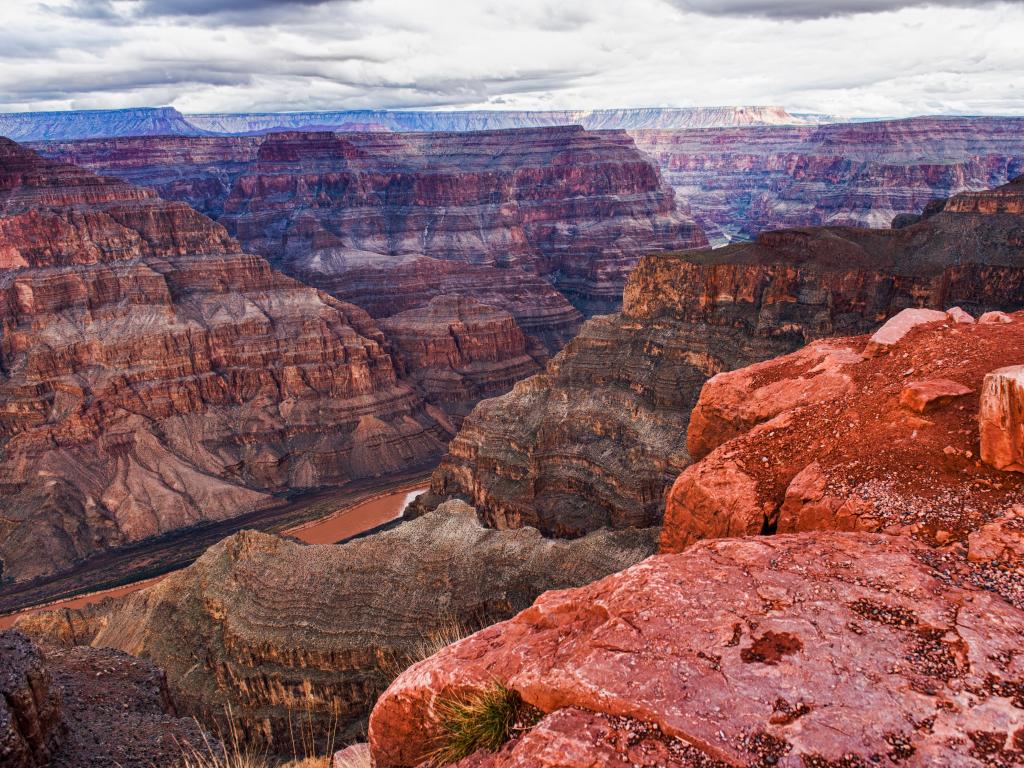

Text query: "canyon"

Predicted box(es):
[0, 137, 450, 588]
[39, 127, 707, 315]
[12, 108, 1023, 253]
[632, 116, 1024, 245]
[2, 106, 1024, 768]
[421, 175, 1024, 536]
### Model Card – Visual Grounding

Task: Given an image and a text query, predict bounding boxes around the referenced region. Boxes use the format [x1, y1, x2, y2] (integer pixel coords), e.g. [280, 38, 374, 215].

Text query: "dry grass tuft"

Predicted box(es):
[428, 683, 541, 766]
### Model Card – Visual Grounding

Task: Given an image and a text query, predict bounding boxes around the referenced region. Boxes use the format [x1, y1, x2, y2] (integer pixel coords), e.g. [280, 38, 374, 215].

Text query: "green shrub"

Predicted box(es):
[429, 683, 541, 766]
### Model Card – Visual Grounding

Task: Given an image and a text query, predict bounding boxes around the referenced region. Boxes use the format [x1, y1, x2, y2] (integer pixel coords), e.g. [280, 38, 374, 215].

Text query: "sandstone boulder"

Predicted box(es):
[863, 307, 948, 356]
[980, 365, 1024, 472]
[899, 378, 973, 414]
[947, 306, 975, 324]
[981, 310, 1015, 324]
[370, 533, 1024, 768]
[664, 312, 1024, 552]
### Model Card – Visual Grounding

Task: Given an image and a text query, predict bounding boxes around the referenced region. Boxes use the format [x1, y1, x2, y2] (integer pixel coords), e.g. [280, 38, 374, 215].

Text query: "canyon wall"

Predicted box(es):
[0, 138, 449, 587]
[39, 127, 707, 315]
[423, 176, 1024, 536]
[0, 105, 815, 142]
[632, 116, 1024, 245]
[18, 501, 658, 751]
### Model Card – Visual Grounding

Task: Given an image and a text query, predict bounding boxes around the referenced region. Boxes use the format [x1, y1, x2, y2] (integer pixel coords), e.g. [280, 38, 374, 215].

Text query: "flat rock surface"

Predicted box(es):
[370, 532, 1024, 768]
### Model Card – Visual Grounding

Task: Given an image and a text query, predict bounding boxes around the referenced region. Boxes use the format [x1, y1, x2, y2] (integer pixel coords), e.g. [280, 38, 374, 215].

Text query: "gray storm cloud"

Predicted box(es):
[3, 0, 1022, 116]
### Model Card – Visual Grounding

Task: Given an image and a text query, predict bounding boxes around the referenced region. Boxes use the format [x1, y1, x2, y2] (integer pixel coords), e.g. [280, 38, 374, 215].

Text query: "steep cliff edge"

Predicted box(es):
[424, 177, 1024, 536]
[18, 502, 658, 751]
[0, 629, 209, 768]
[632, 116, 1024, 245]
[38, 127, 707, 316]
[0, 138, 448, 587]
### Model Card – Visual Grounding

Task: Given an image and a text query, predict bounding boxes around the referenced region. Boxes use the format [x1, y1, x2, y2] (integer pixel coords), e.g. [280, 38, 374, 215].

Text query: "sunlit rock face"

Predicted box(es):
[369, 531, 1024, 768]
[0, 137, 449, 586]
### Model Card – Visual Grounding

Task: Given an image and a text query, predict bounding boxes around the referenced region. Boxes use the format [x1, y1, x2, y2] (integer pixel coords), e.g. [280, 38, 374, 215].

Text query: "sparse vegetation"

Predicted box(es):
[177, 702, 342, 768]
[428, 683, 541, 766]
[376, 617, 476, 690]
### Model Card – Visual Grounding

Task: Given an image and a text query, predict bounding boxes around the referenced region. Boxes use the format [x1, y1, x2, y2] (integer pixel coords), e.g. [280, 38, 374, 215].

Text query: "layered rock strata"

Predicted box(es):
[0, 138, 448, 586]
[424, 178, 1024, 536]
[370, 532, 1024, 768]
[39, 127, 707, 315]
[664, 308, 1024, 552]
[379, 296, 545, 424]
[0, 629, 207, 768]
[19, 502, 658, 751]
[631, 116, 1024, 245]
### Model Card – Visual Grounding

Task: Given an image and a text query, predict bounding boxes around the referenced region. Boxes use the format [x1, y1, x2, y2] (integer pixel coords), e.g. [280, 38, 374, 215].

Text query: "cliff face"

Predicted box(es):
[425, 177, 1024, 536]
[39, 127, 707, 315]
[370, 531, 1024, 768]
[0, 629, 209, 768]
[632, 116, 1024, 245]
[19, 502, 658, 752]
[380, 296, 546, 425]
[0, 138, 448, 586]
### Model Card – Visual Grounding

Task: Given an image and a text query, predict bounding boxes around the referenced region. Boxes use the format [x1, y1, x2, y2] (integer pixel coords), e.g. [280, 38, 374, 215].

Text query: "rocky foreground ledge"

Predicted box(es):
[370, 531, 1024, 767]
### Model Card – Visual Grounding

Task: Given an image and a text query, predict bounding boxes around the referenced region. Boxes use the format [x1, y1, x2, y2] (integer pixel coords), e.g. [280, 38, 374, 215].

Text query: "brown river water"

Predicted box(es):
[0, 485, 428, 630]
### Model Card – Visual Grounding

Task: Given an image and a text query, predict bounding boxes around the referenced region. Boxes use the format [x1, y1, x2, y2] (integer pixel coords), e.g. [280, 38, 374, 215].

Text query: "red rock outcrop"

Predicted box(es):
[664, 310, 1024, 553]
[631, 116, 1024, 245]
[0, 629, 207, 767]
[425, 177, 1024, 537]
[980, 365, 1024, 473]
[19, 502, 658, 752]
[0, 138, 449, 586]
[39, 127, 707, 316]
[370, 532, 1024, 768]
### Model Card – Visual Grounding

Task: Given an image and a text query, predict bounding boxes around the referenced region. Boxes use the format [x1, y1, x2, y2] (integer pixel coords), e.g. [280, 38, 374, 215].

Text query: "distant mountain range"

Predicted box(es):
[0, 105, 829, 141]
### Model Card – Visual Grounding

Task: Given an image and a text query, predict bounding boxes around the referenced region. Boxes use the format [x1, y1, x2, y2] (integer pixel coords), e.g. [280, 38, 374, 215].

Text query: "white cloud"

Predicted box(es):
[1, 0, 1021, 116]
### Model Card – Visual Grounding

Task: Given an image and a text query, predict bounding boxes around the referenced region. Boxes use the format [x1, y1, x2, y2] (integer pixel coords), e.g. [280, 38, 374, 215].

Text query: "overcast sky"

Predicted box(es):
[1, 0, 1021, 116]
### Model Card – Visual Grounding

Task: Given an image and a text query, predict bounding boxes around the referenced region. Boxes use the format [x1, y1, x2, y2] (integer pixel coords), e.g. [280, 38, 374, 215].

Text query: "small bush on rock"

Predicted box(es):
[429, 683, 542, 765]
